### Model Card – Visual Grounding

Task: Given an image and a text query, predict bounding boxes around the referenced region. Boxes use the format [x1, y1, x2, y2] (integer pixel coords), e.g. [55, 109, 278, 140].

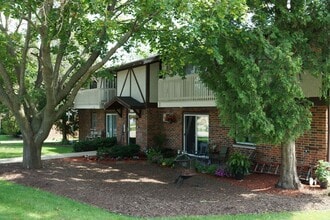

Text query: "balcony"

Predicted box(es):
[74, 88, 116, 109]
[158, 74, 216, 107]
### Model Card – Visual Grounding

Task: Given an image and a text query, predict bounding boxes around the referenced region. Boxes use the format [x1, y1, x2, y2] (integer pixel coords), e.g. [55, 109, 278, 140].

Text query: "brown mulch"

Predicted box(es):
[0, 157, 330, 218]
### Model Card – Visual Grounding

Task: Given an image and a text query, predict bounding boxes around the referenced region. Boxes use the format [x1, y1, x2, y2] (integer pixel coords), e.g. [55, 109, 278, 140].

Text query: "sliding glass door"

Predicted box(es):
[184, 114, 209, 155]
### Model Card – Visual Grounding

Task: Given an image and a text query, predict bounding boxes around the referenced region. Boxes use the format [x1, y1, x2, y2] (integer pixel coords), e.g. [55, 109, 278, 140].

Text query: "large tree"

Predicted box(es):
[153, 0, 329, 189]
[0, 0, 181, 169]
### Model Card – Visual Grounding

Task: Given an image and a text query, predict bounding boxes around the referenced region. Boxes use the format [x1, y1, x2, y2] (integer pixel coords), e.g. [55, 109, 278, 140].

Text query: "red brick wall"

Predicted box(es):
[78, 103, 329, 165]
[254, 104, 329, 166]
[156, 107, 233, 152]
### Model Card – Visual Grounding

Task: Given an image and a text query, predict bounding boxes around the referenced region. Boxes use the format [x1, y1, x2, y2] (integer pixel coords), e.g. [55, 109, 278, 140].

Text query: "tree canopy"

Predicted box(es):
[0, 0, 182, 168]
[153, 0, 329, 188]
[154, 0, 329, 144]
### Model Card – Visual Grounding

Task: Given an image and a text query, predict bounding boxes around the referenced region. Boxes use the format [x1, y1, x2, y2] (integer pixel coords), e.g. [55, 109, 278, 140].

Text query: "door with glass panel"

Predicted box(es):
[184, 115, 209, 155]
[128, 113, 136, 144]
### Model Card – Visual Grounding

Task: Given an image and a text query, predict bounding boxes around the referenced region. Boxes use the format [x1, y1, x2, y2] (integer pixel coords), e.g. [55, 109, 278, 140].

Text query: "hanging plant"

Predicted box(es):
[163, 113, 176, 123]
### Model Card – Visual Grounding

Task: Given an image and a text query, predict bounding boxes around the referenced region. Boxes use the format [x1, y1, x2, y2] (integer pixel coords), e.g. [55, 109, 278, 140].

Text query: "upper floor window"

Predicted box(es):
[90, 80, 97, 89]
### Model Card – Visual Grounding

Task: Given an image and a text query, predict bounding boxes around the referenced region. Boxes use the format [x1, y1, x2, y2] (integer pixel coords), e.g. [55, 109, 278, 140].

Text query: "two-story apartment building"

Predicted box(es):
[74, 56, 330, 166]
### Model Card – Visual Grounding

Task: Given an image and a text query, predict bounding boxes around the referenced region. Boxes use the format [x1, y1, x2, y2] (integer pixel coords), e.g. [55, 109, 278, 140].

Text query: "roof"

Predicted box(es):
[110, 55, 160, 72]
[104, 96, 145, 117]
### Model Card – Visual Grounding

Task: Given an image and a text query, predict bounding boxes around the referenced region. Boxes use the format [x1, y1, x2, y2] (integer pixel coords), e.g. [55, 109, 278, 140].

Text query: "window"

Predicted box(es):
[90, 80, 97, 89]
[235, 135, 256, 146]
[91, 112, 97, 129]
[106, 114, 117, 137]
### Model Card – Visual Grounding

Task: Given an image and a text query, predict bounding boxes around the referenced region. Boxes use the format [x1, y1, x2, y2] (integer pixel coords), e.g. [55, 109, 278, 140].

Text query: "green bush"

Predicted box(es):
[160, 147, 177, 158]
[96, 147, 111, 160]
[73, 137, 117, 152]
[227, 152, 251, 176]
[108, 144, 140, 158]
[160, 157, 175, 167]
[194, 161, 218, 175]
[145, 147, 163, 163]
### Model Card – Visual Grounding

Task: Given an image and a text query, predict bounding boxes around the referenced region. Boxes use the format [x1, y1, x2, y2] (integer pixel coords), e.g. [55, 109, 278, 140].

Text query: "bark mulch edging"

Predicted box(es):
[0, 157, 329, 217]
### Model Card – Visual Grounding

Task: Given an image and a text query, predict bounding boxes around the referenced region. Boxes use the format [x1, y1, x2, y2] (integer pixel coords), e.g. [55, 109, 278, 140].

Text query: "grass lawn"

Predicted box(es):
[0, 180, 131, 220]
[0, 180, 329, 220]
[0, 142, 73, 159]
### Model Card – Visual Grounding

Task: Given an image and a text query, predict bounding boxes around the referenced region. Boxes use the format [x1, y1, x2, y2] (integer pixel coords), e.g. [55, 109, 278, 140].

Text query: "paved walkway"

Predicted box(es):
[0, 151, 97, 164]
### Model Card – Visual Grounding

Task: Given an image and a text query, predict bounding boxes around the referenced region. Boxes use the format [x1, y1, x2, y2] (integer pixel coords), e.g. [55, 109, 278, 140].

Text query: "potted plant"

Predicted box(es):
[227, 152, 251, 180]
[315, 160, 330, 189]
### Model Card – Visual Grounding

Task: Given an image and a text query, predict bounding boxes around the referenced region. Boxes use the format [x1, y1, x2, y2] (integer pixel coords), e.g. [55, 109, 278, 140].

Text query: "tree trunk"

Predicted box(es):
[22, 136, 43, 169]
[276, 139, 302, 189]
[62, 117, 69, 144]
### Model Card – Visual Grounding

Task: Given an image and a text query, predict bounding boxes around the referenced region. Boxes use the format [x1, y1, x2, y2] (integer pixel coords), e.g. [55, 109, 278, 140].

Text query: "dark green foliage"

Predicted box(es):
[108, 144, 140, 158]
[73, 137, 117, 152]
[96, 147, 111, 160]
[153, 133, 166, 148]
[146, 147, 163, 163]
[194, 161, 218, 175]
[160, 157, 175, 167]
[146, 147, 177, 164]
[227, 152, 252, 176]
[159, 147, 177, 158]
[1, 113, 20, 135]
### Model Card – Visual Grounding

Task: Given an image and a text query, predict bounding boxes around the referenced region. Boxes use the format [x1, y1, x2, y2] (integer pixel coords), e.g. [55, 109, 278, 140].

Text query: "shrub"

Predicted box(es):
[145, 147, 163, 163]
[96, 147, 111, 160]
[73, 137, 117, 152]
[194, 161, 218, 174]
[160, 157, 175, 167]
[215, 168, 230, 177]
[160, 147, 177, 158]
[108, 144, 140, 158]
[227, 152, 251, 179]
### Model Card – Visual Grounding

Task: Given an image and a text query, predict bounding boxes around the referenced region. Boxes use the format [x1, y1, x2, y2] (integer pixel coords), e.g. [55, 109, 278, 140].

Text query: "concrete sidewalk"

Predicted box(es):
[0, 151, 97, 164]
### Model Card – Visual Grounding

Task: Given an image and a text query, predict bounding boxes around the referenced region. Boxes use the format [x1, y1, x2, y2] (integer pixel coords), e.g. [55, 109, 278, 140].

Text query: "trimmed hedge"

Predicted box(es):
[73, 137, 117, 152]
[108, 144, 140, 158]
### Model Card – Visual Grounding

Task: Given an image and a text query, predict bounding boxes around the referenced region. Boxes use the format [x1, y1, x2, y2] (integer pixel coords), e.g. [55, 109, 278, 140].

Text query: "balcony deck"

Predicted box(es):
[74, 88, 116, 109]
[158, 74, 216, 107]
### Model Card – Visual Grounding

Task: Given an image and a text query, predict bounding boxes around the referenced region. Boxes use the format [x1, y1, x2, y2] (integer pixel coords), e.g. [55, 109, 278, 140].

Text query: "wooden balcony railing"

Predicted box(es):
[158, 74, 215, 103]
[74, 88, 116, 109]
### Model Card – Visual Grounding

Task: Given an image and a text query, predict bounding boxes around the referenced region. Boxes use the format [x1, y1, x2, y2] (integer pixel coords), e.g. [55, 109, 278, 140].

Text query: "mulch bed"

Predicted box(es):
[1, 157, 330, 217]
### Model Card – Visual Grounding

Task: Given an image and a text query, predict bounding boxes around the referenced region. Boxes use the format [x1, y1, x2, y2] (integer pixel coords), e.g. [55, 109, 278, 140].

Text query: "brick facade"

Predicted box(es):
[254, 104, 329, 166]
[79, 103, 329, 165]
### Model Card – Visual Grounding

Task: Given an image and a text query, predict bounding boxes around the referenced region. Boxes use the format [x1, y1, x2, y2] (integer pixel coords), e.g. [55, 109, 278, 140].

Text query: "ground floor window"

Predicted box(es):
[106, 113, 117, 138]
[184, 114, 209, 155]
[235, 133, 256, 146]
[91, 112, 97, 129]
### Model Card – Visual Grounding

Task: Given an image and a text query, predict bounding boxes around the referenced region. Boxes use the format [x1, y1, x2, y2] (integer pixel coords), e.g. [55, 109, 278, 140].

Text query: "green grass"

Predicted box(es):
[0, 142, 73, 159]
[0, 135, 19, 141]
[1, 180, 330, 220]
[0, 180, 132, 220]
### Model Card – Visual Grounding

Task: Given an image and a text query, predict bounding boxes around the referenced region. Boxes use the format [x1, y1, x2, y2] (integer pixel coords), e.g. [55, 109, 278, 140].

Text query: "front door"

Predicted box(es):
[184, 114, 209, 155]
[128, 113, 136, 144]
